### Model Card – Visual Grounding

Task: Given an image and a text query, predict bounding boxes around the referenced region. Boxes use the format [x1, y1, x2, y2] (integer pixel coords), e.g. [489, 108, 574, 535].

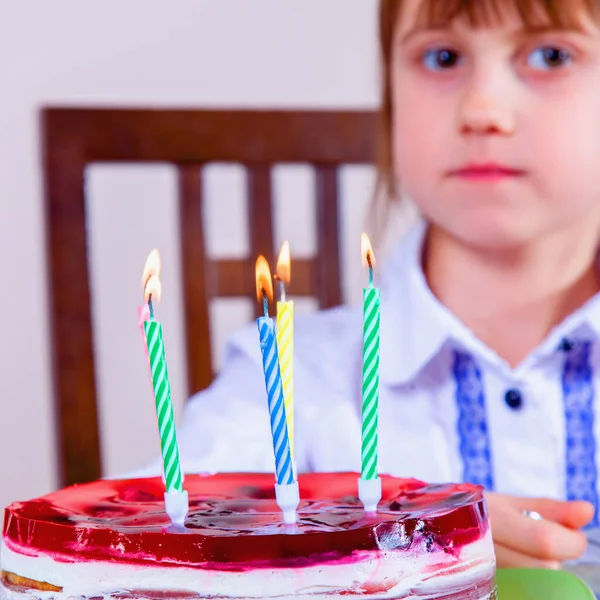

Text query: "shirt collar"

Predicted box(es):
[379, 220, 600, 385]
[583, 298, 600, 339]
[379, 220, 454, 386]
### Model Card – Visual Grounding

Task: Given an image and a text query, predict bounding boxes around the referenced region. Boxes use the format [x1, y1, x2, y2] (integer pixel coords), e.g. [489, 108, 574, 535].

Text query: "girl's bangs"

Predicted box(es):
[414, 0, 598, 30]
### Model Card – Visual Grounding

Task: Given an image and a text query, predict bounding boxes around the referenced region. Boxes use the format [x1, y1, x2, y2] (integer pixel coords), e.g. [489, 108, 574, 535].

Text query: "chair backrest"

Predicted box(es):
[42, 107, 378, 486]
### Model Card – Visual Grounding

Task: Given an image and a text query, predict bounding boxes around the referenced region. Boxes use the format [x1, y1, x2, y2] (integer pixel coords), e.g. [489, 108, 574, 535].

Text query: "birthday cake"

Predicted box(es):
[1, 472, 496, 600]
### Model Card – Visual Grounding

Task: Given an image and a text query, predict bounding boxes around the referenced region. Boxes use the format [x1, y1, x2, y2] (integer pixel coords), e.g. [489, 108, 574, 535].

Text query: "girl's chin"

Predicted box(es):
[429, 216, 548, 253]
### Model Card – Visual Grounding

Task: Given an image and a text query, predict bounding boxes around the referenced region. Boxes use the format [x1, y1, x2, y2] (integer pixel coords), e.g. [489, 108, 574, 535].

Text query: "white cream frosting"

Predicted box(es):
[0, 531, 496, 600]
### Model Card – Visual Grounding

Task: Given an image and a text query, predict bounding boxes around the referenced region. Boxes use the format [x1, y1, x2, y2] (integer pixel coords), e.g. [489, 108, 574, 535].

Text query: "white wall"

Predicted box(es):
[0, 1, 415, 510]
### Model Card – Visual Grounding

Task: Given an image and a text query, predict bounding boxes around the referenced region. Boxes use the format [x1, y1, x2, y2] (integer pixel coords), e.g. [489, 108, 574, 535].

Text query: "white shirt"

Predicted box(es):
[173, 221, 600, 510]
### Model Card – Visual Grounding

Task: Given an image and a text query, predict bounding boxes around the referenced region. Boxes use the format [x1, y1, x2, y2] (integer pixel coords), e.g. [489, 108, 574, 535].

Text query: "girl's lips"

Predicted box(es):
[449, 164, 526, 181]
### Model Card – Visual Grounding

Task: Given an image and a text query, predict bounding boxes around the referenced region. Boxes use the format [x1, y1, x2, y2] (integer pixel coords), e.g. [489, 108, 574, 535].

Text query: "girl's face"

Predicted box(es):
[391, 0, 600, 249]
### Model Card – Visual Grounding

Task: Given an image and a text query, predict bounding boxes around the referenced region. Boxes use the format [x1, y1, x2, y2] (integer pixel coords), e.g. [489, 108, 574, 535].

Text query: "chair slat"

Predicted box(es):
[44, 142, 102, 483]
[43, 109, 377, 164]
[212, 259, 314, 298]
[315, 165, 342, 308]
[247, 165, 275, 318]
[178, 164, 213, 395]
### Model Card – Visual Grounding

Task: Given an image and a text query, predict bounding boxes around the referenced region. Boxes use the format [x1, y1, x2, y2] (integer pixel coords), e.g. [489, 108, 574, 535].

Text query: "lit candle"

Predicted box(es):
[275, 241, 295, 461]
[141, 250, 188, 525]
[358, 234, 382, 513]
[255, 255, 299, 524]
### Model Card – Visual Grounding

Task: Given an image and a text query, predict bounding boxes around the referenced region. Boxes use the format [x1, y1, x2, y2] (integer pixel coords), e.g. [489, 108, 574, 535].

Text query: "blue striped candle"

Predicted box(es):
[257, 315, 294, 485]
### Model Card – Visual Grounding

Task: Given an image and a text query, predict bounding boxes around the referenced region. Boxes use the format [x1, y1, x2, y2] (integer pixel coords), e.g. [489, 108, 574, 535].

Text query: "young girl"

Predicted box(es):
[174, 0, 600, 569]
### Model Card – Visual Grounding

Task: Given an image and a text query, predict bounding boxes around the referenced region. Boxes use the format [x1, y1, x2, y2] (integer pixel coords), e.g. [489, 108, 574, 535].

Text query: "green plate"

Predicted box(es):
[497, 568, 595, 599]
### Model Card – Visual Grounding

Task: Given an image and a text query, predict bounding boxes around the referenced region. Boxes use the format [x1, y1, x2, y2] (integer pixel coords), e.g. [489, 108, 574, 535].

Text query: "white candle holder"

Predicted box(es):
[164, 490, 189, 526]
[358, 477, 382, 514]
[275, 481, 300, 524]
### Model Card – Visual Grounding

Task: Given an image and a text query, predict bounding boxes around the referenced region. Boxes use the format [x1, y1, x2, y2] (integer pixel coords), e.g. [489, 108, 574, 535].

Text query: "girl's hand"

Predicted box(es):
[485, 492, 595, 568]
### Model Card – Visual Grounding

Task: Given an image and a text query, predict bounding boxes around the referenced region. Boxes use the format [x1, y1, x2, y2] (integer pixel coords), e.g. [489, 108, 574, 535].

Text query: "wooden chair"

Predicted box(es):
[41, 107, 378, 487]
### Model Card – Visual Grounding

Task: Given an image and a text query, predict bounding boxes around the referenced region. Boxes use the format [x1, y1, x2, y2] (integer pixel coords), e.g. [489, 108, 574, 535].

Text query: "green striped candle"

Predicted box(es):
[144, 318, 184, 494]
[141, 254, 188, 525]
[361, 286, 380, 480]
[359, 234, 382, 513]
[361, 279, 380, 479]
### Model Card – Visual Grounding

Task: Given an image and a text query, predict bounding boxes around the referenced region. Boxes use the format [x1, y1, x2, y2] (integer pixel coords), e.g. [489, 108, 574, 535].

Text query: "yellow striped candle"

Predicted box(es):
[276, 300, 294, 458]
[276, 241, 295, 459]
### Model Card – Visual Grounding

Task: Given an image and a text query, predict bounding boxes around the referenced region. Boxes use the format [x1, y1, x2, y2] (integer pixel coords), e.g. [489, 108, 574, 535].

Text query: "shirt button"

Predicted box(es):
[504, 389, 523, 410]
[559, 338, 577, 352]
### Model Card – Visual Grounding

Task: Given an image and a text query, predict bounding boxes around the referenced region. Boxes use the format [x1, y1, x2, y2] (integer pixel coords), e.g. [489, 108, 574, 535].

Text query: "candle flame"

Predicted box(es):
[255, 255, 274, 305]
[142, 250, 162, 303]
[142, 249, 161, 286]
[144, 274, 162, 303]
[276, 241, 291, 285]
[361, 233, 376, 269]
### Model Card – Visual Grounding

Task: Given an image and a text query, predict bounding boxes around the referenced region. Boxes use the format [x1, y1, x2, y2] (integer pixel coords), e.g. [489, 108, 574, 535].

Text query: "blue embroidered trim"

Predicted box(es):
[563, 341, 599, 525]
[453, 351, 494, 490]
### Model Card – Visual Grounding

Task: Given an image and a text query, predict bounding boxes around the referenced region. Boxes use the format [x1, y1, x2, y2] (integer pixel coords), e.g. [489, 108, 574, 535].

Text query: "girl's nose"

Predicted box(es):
[458, 89, 516, 136]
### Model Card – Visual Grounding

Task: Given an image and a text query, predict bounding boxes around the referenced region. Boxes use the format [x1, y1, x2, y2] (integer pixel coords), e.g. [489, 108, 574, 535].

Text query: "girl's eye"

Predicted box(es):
[422, 48, 462, 71]
[526, 46, 572, 70]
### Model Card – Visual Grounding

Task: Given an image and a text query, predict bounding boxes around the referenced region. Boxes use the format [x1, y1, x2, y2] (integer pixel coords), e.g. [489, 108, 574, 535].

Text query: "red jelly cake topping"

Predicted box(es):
[3, 473, 489, 569]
